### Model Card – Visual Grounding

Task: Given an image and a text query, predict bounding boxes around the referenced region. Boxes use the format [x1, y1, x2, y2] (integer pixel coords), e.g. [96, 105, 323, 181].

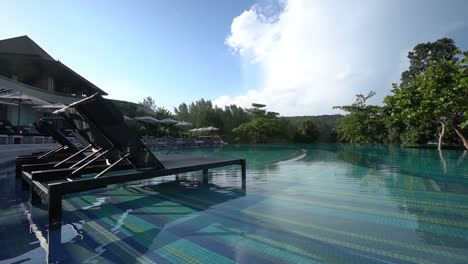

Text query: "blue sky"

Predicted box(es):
[1, 0, 468, 115]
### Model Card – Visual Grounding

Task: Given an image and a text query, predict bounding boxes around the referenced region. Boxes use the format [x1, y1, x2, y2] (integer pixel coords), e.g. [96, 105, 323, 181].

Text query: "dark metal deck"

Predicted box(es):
[22, 154, 246, 228]
[159, 154, 241, 169]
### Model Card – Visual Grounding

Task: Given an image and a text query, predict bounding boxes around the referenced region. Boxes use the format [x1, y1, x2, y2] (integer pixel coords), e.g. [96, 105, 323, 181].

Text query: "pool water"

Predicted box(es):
[0, 144, 467, 263]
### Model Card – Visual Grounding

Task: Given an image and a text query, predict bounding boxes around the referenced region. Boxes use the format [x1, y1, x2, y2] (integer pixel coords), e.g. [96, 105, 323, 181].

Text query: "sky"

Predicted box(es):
[1, 0, 468, 116]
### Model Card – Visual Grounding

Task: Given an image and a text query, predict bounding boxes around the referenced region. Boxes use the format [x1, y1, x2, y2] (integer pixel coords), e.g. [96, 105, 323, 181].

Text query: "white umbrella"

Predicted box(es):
[0, 91, 48, 125]
[204, 126, 219, 131]
[134, 116, 160, 124]
[175, 121, 193, 127]
[159, 118, 179, 125]
[189, 128, 200, 132]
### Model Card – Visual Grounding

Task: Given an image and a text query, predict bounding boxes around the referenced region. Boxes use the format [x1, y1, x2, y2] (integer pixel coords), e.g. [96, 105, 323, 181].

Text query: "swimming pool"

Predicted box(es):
[1, 144, 467, 263]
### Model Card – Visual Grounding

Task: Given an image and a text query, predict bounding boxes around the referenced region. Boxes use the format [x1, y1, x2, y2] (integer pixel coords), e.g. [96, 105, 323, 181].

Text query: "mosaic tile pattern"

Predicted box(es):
[0, 144, 467, 263]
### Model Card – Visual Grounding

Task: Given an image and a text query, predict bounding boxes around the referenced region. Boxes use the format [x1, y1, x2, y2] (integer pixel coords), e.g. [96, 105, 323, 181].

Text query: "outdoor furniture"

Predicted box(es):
[194, 137, 204, 147]
[8, 135, 23, 144]
[155, 137, 168, 148]
[33, 136, 45, 144]
[0, 134, 7, 144]
[175, 137, 185, 148]
[20, 93, 246, 227]
[15, 119, 92, 178]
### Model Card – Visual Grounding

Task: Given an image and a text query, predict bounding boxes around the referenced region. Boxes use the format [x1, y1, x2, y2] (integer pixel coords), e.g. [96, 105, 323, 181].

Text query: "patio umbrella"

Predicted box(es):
[134, 116, 160, 124]
[123, 116, 137, 126]
[159, 118, 179, 125]
[0, 91, 48, 125]
[33, 103, 67, 112]
[175, 121, 193, 127]
[204, 126, 219, 131]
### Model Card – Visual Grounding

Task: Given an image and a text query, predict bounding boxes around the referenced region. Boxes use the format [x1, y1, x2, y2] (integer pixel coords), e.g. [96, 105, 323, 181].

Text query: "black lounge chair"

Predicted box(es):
[21, 94, 246, 227]
[15, 119, 90, 178]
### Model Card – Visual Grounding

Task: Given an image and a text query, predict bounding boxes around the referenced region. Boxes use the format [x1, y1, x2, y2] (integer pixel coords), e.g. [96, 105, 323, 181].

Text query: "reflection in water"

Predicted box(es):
[439, 149, 448, 173]
[0, 144, 467, 263]
[457, 150, 467, 165]
[22, 177, 246, 263]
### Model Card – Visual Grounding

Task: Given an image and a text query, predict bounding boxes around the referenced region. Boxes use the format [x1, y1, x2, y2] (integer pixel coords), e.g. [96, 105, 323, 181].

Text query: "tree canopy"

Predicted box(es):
[334, 38, 467, 149]
[232, 103, 287, 143]
[294, 120, 319, 143]
[386, 52, 468, 149]
[139, 96, 157, 111]
[333, 91, 387, 143]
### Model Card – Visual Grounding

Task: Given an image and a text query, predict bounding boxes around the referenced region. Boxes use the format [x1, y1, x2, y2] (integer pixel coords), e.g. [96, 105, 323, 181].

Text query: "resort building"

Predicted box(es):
[0, 35, 107, 126]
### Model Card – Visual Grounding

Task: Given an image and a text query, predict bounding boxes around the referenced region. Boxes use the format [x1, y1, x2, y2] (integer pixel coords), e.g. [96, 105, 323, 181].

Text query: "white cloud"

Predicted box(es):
[215, 0, 468, 116]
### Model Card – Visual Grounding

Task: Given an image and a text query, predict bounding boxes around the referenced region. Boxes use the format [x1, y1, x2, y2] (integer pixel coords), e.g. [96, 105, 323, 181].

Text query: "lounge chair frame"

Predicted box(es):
[15, 119, 87, 177]
[19, 94, 246, 228]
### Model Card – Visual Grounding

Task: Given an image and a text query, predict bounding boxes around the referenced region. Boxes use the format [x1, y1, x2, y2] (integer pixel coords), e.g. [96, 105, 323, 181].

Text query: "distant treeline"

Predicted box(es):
[113, 97, 341, 144]
[284, 115, 341, 143]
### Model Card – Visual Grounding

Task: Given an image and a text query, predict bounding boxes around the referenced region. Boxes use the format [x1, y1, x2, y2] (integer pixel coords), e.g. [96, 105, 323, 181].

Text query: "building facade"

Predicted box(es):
[0, 36, 107, 125]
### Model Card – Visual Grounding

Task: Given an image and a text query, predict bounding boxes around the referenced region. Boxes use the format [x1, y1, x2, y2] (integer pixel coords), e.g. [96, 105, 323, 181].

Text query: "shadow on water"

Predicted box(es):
[1, 169, 248, 263]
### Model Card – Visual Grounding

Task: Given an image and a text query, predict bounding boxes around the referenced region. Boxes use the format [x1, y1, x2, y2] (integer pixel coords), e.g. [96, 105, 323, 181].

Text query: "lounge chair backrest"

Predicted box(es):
[55, 94, 165, 169]
[34, 119, 79, 152]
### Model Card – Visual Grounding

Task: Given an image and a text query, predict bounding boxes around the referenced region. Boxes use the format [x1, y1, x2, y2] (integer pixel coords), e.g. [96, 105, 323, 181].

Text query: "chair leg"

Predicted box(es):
[48, 188, 62, 229]
[21, 178, 29, 191]
[241, 160, 246, 191]
[30, 186, 41, 205]
[202, 169, 209, 185]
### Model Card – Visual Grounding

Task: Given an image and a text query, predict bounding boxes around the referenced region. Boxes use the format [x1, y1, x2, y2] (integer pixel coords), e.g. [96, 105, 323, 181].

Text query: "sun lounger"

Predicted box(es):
[15, 119, 89, 178]
[20, 93, 246, 227]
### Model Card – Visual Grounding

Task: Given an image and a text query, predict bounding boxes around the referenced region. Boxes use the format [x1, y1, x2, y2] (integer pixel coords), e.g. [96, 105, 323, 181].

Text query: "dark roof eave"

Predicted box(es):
[57, 61, 108, 96]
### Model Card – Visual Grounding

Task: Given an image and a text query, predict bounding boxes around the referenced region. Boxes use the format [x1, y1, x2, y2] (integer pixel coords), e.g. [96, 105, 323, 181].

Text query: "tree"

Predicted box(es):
[386, 52, 468, 150]
[233, 104, 288, 143]
[294, 120, 319, 143]
[139, 96, 157, 111]
[174, 99, 252, 142]
[233, 118, 285, 143]
[250, 103, 268, 118]
[385, 38, 462, 145]
[154, 107, 173, 120]
[400, 38, 458, 87]
[333, 91, 387, 143]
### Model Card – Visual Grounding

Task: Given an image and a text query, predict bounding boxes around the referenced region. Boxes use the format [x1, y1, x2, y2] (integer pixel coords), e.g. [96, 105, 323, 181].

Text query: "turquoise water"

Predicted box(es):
[0, 144, 467, 263]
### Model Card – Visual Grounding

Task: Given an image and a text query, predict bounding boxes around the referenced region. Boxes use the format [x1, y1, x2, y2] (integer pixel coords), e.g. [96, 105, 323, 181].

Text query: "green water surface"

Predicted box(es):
[0, 144, 467, 264]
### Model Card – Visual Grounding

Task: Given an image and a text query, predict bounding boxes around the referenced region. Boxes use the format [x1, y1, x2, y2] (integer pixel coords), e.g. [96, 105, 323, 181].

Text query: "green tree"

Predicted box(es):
[174, 99, 252, 142]
[139, 96, 157, 111]
[400, 38, 458, 87]
[384, 38, 461, 144]
[386, 52, 468, 149]
[154, 107, 173, 120]
[233, 118, 285, 143]
[233, 103, 287, 143]
[294, 120, 319, 143]
[333, 91, 387, 143]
